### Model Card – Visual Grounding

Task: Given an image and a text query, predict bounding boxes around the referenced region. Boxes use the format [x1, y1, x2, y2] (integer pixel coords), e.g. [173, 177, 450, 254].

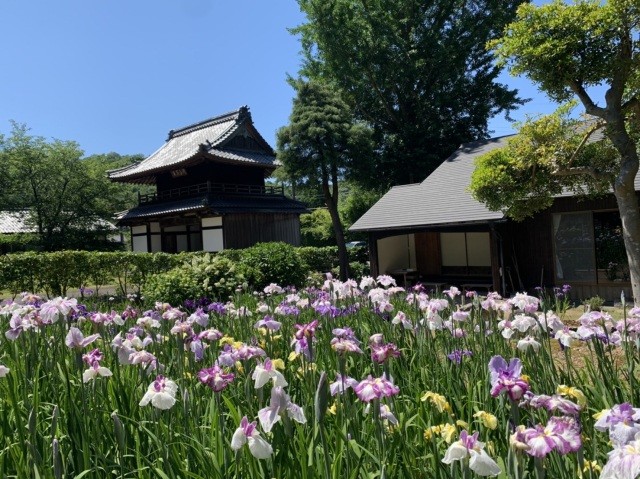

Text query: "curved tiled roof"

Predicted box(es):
[108, 107, 277, 182]
[116, 195, 307, 223]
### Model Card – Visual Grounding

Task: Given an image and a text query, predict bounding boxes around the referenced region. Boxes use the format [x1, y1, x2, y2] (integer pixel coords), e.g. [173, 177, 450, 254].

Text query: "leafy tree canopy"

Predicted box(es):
[471, 104, 619, 221]
[293, 0, 526, 187]
[471, 0, 640, 300]
[0, 123, 141, 250]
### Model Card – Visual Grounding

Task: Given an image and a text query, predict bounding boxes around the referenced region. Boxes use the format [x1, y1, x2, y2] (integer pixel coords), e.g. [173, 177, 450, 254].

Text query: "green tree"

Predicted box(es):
[300, 208, 336, 247]
[294, 0, 525, 188]
[277, 81, 373, 280]
[83, 152, 151, 214]
[0, 123, 120, 251]
[469, 0, 640, 301]
[340, 183, 383, 233]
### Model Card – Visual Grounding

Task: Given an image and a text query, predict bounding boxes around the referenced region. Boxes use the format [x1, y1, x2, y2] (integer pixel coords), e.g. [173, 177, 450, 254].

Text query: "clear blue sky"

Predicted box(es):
[1, 1, 563, 158]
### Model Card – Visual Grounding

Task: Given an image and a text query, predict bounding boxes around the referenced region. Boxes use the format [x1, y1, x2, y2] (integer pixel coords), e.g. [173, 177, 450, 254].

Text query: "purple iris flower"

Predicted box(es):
[354, 374, 400, 402]
[447, 349, 473, 364]
[198, 363, 235, 392]
[207, 302, 227, 315]
[519, 391, 582, 416]
[488, 356, 529, 401]
[521, 416, 581, 457]
[594, 403, 640, 446]
[65, 327, 101, 350]
[254, 315, 282, 331]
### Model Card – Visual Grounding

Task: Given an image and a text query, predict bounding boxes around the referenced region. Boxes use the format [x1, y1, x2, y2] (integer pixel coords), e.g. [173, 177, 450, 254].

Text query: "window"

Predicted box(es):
[594, 212, 629, 282]
[440, 232, 491, 275]
[553, 212, 596, 282]
[553, 211, 628, 283]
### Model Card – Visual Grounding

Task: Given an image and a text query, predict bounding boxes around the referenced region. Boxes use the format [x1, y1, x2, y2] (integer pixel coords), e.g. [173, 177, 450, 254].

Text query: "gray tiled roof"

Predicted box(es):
[0, 211, 117, 233]
[351, 132, 640, 232]
[108, 107, 277, 182]
[116, 198, 209, 221]
[0, 211, 32, 234]
[350, 136, 510, 232]
[116, 195, 307, 223]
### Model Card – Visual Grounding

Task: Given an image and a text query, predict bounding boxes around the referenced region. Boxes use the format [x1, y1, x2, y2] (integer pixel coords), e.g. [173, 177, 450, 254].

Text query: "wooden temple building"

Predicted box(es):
[108, 107, 306, 253]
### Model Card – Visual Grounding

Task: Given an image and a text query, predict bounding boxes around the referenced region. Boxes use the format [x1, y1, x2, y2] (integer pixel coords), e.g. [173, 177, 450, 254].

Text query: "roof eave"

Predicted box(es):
[349, 217, 506, 233]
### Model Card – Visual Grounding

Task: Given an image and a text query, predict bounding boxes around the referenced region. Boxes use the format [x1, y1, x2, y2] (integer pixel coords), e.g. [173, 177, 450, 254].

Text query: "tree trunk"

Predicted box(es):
[322, 180, 350, 281]
[614, 186, 640, 303]
[607, 119, 640, 303]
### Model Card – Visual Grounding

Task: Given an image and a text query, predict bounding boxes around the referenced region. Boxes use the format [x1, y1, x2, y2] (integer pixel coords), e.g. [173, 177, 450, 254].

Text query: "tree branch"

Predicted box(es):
[551, 166, 608, 181]
[568, 80, 607, 118]
[566, 121, 605, 167]
[606, 31, 633, 110]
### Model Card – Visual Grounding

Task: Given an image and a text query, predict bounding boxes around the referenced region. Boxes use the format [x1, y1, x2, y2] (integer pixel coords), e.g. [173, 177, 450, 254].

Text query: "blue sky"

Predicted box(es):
[1, 1, 561, 158]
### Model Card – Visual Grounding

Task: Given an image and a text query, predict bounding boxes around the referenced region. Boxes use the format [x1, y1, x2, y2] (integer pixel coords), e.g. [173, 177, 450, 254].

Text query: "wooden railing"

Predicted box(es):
[138, 182, 285, 205]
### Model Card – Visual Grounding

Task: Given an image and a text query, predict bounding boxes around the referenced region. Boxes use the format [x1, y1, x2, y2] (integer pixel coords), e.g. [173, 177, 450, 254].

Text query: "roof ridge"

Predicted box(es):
[456, 133, 516, 150]
[168, 106, 250, 140]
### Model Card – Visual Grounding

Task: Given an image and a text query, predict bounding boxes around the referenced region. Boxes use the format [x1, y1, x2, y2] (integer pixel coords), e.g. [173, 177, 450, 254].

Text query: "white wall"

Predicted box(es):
[377, 234, 416, 274]
[203, 229, 224, 252]
[132, 235, 148, 252]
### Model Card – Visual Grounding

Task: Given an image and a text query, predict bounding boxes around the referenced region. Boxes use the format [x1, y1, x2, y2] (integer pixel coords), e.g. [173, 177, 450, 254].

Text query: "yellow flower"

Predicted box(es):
[583, 460, 601, 474]
[423, 425, 442, 440]
[423, 423, 457, 443]
[257, 327, 268, 336]
[232, 341, 244, 350]
[521, 374, 531, 383]
[456, 420, 469, 429]
[219, 336, 235, 345]
[420, 391, 452, 413]
[441, 423, 457, 443]
[557, 385, 587, 407]
[328, 403, 338, 415]
[593, 409, 606, 421]
[288, 351, 300, 362]
[235, 361, 244, 374]
[271, 358, 285, 370]
[473, 411, 498, 430]
[486, 440, 496, 456]
[272, 334, 282, 342]
[296, 363, 317, 378]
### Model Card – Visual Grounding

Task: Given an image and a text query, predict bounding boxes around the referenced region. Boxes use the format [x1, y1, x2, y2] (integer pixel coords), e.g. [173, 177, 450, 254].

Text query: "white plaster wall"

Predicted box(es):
[203, 229, 224, 252]
[132, 236, 148, 253]
[377, 234, 416, 274]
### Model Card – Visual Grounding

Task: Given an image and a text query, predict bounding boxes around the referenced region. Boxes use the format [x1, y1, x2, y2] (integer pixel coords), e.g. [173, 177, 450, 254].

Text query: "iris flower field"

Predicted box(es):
[0, 276, 639, 478]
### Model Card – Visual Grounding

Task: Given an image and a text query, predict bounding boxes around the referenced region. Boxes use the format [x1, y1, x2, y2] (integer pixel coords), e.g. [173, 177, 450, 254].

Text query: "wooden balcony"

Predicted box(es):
[138, 182, 285, 205]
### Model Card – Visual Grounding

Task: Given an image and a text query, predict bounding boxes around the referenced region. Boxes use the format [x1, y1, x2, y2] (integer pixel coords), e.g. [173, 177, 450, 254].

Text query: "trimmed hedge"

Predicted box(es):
[0, 243, 369, 299]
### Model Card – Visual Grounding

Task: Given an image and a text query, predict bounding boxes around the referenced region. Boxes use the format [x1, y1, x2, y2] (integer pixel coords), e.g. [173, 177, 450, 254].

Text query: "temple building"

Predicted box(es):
[108, 107, 306, 253]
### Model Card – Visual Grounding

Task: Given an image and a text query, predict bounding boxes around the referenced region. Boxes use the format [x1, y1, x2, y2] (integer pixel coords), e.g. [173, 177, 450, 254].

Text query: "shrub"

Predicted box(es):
[297, 246, 339, 274]
[0, 233, 42, 254]
[238, 242, 306, 289]
[584, 295, 605, 312]
[143, 254, 248, 305]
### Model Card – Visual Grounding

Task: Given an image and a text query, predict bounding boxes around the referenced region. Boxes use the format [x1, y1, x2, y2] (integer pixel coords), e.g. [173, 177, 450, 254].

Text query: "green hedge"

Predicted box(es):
[0, 243, 369, 299]
[0, 234, 42, 254]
